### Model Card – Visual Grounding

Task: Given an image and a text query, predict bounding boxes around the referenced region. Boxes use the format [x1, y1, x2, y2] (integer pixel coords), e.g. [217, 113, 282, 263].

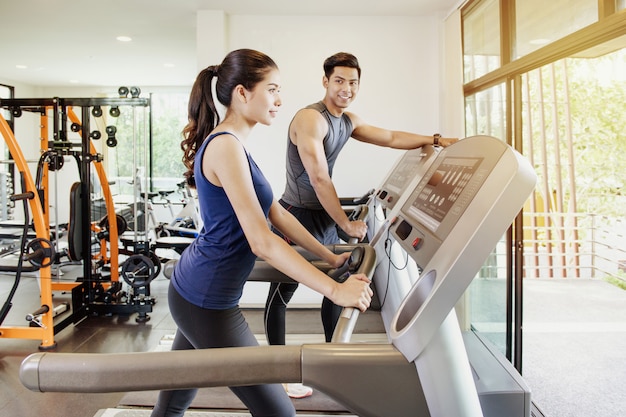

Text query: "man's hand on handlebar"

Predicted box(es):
[342, 220, 368, 241]
[436, 137, 459, 147]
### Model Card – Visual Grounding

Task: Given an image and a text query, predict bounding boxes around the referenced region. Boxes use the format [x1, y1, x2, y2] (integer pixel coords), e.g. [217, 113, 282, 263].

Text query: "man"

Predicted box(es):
[264, 52, 457, 397]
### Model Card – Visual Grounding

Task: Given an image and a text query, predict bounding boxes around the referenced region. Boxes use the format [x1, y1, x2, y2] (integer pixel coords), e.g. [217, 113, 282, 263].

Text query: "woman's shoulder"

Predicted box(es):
[204, 131, 243, 152]
[207, 131, 239, 142]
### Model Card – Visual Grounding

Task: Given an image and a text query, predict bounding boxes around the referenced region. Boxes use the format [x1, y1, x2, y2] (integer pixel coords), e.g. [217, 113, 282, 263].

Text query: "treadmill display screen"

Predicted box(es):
[406, 156, 483, 233]
[385, 152, 426, 194]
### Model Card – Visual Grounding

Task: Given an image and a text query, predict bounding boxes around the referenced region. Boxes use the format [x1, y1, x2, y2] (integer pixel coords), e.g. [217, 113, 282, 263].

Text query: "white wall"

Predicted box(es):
[442, 10, 465, 139]
[225, 14, 446, 198]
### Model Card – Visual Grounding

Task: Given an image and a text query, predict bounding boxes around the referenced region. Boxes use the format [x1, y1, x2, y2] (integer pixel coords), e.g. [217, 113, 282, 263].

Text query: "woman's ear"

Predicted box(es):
[234, 84, 248, 104]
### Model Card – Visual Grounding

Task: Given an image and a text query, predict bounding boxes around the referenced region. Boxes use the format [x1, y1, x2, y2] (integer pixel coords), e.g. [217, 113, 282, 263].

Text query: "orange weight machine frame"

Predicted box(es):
[0, 96, 155, 350]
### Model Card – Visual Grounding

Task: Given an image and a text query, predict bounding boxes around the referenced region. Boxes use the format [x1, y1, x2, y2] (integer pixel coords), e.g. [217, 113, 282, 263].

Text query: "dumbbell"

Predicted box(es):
[106, 125, 117, 147]
[118, 86, 129, 98]
[130, 86, 141, 98]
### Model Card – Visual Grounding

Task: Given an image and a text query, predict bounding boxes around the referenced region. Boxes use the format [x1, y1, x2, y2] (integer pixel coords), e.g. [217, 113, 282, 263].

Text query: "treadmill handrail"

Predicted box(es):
[19, 343, 424, 417]
[21, 345, 302, 393]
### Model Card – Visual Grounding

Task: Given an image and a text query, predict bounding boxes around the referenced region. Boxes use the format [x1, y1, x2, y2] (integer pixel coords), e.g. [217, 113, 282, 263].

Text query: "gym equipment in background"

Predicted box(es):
[0, 94, 156, 349]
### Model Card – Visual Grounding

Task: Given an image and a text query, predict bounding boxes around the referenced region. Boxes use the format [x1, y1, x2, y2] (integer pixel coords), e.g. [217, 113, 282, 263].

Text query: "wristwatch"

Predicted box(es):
[433, 133, 441, 146]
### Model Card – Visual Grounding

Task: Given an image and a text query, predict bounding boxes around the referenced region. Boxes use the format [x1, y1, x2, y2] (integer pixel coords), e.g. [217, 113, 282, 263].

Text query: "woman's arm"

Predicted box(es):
[204, 134, 372, 310]
[267, 201, 349, 268]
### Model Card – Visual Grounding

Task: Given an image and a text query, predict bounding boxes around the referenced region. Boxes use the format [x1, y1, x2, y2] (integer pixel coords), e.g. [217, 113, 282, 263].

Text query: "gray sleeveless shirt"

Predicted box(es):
[281, 101, 354, 209]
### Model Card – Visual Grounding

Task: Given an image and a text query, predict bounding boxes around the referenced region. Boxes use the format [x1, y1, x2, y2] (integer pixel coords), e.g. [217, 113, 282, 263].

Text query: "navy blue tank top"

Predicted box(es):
[172, 132, 273, 309]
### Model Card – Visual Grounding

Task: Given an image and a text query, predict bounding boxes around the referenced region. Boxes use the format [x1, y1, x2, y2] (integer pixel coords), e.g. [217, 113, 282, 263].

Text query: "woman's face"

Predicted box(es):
[246, 68, 282, 126]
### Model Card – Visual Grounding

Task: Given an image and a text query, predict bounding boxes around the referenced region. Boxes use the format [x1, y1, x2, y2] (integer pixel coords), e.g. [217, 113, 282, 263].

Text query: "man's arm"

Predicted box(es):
[291, 109, 367, 240]
[348, 111, 458, 149]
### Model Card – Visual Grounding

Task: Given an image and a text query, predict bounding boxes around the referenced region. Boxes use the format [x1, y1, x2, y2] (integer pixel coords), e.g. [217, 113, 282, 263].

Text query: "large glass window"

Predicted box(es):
[463, 0, 501, 82]
[520, 43, 626, 417]
[462, 0, 626, 414]
[105, 92, 188, 197]
[465, 83, 509, 353]
[104, 105, 150, 198]
[150, 92, 188, 191]
[464, 83, 507, 139]
[515, 0, 598, 58]
[520, 41, 626, 285]
[100, 91, 189, 232]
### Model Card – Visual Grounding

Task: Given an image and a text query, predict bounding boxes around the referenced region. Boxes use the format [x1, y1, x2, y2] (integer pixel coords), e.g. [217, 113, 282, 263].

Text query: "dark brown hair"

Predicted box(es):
[323, 52, 361, 79]
[180, 49, 278, 185]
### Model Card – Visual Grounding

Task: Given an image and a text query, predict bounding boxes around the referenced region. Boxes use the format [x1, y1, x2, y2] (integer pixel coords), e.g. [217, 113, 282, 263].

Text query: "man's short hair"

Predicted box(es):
[323, 52, 361, 79]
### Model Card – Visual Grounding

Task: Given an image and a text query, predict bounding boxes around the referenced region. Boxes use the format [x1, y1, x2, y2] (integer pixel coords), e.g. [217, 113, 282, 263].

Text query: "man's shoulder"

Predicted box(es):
[304, 101, 325, 112]
[290, 109, 329, 144]
[294, 105, 326, 124]
[343, 111, 361, 128]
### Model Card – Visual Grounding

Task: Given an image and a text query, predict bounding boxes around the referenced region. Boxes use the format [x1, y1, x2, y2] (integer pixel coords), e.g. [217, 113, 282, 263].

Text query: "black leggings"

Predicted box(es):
[264, 201, 343, 344]
[265, 281, 343, 343]
[151, 282, 295, 417]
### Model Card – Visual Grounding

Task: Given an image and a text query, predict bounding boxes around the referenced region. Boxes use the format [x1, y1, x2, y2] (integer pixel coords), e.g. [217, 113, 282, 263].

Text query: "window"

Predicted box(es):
[150, 92, 189, 191]
[515, 0, 598, 58]
[463, 0, 501, 83]
[521, 45, 626, 278]
[104, 104, 150, 197]
[464, 83, 507, 139]
[465, 82, 508, 353]
[104, 91, 188, 197]
[461, 1, 626, 414]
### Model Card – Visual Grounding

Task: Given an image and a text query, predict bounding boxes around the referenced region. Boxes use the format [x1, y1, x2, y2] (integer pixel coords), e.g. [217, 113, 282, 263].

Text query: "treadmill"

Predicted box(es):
[20, 135, 536, 417]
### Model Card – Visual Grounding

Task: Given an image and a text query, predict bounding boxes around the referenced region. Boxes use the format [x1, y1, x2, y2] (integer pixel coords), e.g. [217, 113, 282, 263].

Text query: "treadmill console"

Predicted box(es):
[375, 145, 438, 212]
[390, 136, 537, 362]
[391, 143, 506, 269]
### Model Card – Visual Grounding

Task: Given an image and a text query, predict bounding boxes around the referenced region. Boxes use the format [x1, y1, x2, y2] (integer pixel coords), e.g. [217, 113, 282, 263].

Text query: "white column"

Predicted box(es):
[442, 9, 465, 138]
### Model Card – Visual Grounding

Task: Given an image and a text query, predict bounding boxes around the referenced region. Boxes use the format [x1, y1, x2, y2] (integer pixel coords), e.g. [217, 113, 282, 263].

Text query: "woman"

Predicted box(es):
[150, 49, 373, 417]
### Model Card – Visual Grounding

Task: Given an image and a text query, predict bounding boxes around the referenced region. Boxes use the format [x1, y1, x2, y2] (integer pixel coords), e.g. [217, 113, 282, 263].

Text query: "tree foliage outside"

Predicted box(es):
[106, 92, 188, 196]
[465, 47, 626, 279]
[150, 93, 189, 190]
[525, 48, 626, 219]
[563, 50, 626, 217]
[524, 48, 626, 279]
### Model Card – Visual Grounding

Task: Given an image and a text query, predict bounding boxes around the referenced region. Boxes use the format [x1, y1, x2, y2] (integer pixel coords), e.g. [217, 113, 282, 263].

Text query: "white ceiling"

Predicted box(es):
[0, 0, 461, 88]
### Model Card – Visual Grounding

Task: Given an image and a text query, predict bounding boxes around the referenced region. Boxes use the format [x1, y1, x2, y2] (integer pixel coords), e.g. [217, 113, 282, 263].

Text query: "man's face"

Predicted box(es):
[323, 66, 360, 109]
